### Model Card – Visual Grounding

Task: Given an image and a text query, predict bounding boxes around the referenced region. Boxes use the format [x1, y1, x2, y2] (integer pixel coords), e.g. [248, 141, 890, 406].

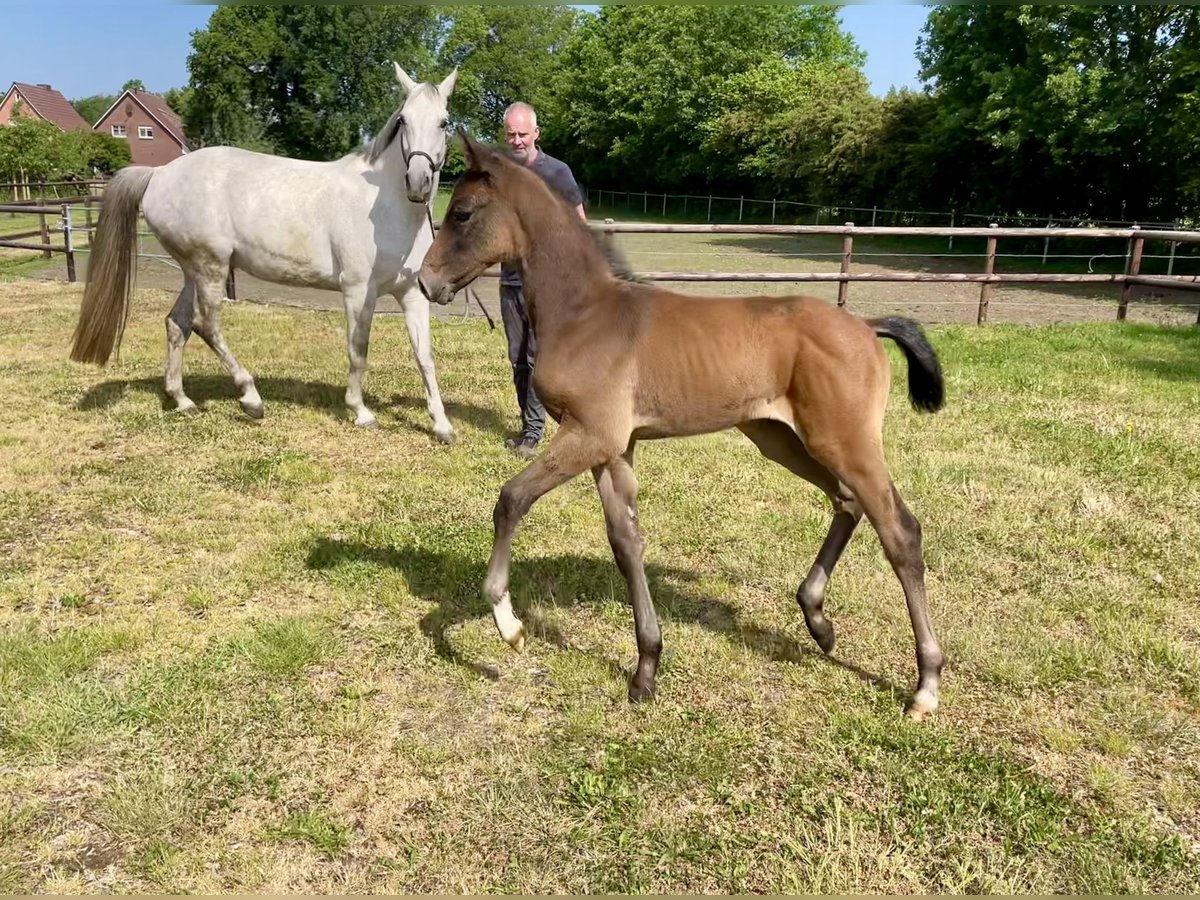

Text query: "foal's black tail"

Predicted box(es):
[869, 317, 945, 413]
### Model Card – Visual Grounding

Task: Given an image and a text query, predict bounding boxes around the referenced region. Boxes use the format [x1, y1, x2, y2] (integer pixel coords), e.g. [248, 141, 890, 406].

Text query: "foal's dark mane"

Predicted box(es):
[467, 142, 647, 285]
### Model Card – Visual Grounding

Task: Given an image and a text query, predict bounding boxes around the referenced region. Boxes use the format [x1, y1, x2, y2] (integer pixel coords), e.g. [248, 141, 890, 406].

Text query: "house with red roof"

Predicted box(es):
[0, 82, 91, 132]
[92, 89, 192, 166]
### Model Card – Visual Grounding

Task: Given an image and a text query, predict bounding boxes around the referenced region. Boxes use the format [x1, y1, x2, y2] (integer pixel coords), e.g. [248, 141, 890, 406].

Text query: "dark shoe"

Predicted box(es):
[505, 436, 539, 460]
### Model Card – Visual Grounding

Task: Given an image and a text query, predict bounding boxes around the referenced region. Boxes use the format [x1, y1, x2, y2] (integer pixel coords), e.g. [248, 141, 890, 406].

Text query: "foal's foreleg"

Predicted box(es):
[593, 444, 662, 701]
[341, 282, 379, 427]
[398, 285, 455, 444]
[164, 282, 197, 413]
[484, 423, 614, 651]
[192, 276, 263, 419]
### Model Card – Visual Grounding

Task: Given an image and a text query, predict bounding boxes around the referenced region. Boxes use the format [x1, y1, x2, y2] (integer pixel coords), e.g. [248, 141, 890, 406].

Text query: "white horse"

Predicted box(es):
[71, 63, 459, 441]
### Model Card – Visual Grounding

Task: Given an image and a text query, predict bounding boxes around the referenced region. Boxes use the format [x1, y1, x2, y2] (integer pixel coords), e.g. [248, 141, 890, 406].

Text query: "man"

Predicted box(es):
[499, 101, 586, 459]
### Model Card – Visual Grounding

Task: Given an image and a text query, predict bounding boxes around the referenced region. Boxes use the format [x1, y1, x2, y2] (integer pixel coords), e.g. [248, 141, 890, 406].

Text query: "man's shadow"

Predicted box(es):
[305, 536, 903, 702]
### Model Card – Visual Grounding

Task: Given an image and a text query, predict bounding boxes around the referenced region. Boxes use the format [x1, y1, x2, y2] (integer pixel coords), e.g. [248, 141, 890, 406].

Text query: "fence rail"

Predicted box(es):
[4, 202, 1200, 325]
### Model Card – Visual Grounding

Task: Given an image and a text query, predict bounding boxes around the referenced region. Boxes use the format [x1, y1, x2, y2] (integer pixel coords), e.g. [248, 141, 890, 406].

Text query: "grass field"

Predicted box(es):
[1, 279, 1199, 892]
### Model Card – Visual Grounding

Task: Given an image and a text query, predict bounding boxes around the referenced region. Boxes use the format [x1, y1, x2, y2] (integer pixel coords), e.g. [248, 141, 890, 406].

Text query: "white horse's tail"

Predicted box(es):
[70, 166, 156, 365]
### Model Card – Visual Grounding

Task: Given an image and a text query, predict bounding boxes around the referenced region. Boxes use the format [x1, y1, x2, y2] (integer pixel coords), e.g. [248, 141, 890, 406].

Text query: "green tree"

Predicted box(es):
[435, 5, 580, 142]
[162, 86, 194, 124]
[0, 116, 61, 182]
[185, 5, 440, 159]
[70, 94, 117, 128]
[702, 58, 881, 204]
[918, 4, 1200, 219]
[549, 5, 862, 190]
[121, 79, 145, 93]
[58, 130, 131, 177]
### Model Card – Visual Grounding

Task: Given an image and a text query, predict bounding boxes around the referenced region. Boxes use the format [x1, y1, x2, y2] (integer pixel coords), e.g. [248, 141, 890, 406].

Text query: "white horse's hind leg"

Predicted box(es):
[398, 284, 455, 444]
[164, 282, 198, 413]
[192, 275, 264, 418]
[342, 282, 379, 427]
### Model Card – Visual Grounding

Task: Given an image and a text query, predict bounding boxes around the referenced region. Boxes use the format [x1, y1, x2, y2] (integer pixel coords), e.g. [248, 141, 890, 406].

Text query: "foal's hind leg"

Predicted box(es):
[164, 282, 198, 413]
[592, 443, 662, 701]
[738, 420, 862, 654]
[192, 274, 264, 419]
[817, 442, 944, 720]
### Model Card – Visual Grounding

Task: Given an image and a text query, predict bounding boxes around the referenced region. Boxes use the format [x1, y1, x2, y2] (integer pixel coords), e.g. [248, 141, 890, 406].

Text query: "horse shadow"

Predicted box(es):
[304, 537, 902, 702]
[76, 375, 508, 438]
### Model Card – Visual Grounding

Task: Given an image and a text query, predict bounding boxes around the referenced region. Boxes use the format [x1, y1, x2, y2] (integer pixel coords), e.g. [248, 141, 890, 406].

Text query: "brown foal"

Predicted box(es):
[419, 137, 948, 719]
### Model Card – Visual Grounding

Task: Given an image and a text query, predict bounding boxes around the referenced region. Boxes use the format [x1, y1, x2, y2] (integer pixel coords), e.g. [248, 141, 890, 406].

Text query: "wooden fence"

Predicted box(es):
[4, 202, 1200, 325]
[594, 222, 1200, 325]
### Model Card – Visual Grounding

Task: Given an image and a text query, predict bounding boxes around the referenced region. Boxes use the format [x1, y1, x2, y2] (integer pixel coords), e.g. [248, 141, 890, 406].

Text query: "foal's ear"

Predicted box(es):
[460, 131, 487, 172]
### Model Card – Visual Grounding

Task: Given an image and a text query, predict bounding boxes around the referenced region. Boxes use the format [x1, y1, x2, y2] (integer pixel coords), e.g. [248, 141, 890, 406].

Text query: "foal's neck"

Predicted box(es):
[512, 186, 609, 337]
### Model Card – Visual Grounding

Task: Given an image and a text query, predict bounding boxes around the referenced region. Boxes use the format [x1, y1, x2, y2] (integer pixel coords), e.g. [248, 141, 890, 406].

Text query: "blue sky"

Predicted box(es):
[0, 2, 928, 102]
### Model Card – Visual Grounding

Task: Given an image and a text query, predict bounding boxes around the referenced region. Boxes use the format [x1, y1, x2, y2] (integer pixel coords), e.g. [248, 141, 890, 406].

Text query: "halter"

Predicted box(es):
[396, 114, 495, 330]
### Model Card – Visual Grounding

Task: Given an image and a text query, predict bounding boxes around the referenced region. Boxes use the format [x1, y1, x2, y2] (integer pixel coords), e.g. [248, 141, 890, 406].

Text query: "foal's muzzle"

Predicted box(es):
[418, 268, 455, 306]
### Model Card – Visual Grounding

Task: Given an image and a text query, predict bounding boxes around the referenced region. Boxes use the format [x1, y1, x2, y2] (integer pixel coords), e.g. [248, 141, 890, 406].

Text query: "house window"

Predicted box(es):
[138, 126, 153, 139]
[111, 124, 126, 138]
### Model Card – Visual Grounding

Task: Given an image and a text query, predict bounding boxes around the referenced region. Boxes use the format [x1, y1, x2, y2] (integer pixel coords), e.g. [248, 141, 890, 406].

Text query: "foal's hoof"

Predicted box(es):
[240, 399, 265, 420]
[805, 617, 836, 655]
[627, 679, 656, 703]
[905, 688, 939, 722]
[434, 427, 457, 445]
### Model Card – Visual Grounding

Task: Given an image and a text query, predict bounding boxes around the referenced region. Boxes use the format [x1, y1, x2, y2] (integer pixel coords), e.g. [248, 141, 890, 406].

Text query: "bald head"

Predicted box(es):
[504, 102, 540, 165]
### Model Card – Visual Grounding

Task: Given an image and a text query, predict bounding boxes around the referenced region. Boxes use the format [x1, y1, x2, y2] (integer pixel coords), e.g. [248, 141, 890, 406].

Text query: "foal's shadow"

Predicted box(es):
[304, 537, 902, 700]
[76, 376, 505, 436]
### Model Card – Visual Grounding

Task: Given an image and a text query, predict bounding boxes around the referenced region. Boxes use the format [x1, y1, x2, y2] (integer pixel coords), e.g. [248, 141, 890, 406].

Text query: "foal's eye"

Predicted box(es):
[451, 207, 472, 224]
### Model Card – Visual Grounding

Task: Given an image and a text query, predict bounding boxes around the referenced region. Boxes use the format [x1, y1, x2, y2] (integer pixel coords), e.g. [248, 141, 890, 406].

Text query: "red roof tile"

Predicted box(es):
[9, 82, 90, 132]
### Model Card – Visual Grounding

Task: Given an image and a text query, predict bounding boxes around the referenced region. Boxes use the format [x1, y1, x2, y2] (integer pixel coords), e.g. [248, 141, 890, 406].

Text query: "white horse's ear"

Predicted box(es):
[393, 62, 417, 94]
[438, 68, 459, 98]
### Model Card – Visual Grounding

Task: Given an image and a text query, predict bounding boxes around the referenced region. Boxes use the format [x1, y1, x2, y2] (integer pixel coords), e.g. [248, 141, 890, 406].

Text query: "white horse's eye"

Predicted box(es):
[440, 119, 449, 130]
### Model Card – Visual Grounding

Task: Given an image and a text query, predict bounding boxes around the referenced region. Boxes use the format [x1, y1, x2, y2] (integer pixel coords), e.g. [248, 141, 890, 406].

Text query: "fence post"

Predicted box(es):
[1169, 220, 1178, 276]
[871, 205, 878, 228]
[978, 223, 998, 325]
[62, 204, 76, 283]
[225, 268, 237, 301]
[739, 195, 744, 222]
[84, 196, 93, 233]
[838, 222, 854, 308]
[643, 191, 647, 214]
[948, 210, 955, 251]
[1042, 216, 1053, 264]
[1118, 225, 1143, 322]
[815, 208, 821, 225]
[707, 195, 712, 223]
[38, 210, 52, 259]
[771, 199, 776, 224]
[662, 193, 666, 217]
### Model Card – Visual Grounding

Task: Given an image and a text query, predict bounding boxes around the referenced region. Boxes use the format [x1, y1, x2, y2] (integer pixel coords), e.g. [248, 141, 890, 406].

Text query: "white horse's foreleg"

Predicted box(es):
[164, 282, 197, 413]
[399, 285, 455, 444]
[342, 282, 379, 427]
[193, 276, 264, 419]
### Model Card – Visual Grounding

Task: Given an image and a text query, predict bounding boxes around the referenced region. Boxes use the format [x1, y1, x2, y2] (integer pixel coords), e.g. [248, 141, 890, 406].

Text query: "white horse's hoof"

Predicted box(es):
[356, 417, 380, 430]
[173, 402, 200, 417]
[240, 399, 264, 420]
[434, 427, 457, 445]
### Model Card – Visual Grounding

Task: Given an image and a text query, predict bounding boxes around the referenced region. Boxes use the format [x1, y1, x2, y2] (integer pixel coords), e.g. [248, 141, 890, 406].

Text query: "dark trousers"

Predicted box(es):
[499, 283, 545, 443]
